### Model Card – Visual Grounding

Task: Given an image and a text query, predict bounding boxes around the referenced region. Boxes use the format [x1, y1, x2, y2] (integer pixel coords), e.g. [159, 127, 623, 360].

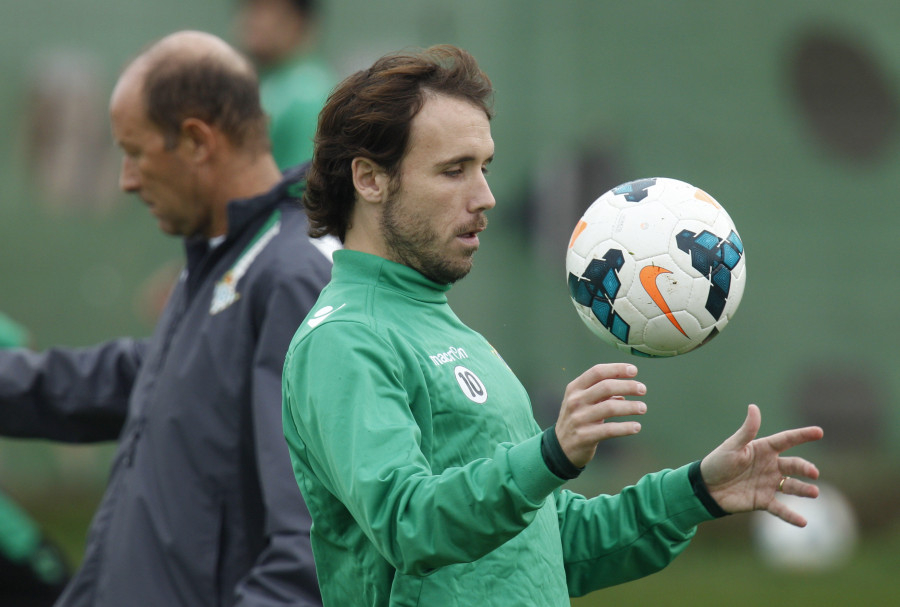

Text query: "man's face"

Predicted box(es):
[235, 0, 306, 68]
[381, 94, 496, 284]
[110, 72, 208, 238]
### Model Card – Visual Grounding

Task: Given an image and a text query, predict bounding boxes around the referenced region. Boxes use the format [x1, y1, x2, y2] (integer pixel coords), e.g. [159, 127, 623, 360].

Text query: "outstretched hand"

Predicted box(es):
[700, 404, 824, 527]
[555, 363, 647, 469]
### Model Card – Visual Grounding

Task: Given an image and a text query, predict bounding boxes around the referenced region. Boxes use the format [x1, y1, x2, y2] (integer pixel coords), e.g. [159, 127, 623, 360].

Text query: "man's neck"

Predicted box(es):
[205, 154, 283, 239]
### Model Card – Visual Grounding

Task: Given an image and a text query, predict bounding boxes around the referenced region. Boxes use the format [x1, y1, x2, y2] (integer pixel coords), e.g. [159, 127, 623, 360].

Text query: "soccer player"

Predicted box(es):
[281, 45, 824, 605]
[235, 0, 336, 170]
[0, 31, 330, 606]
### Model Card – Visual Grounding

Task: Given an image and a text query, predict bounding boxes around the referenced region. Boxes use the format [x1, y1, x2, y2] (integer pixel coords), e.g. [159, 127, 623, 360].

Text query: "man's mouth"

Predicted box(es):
[456, 217, 488, 242]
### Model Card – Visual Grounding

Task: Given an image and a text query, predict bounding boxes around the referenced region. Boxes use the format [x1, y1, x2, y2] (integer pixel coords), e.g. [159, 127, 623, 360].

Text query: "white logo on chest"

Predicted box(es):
[429, 346, 468, 366]
[454, 365, 487, 404]
[209, 217, 281, 315]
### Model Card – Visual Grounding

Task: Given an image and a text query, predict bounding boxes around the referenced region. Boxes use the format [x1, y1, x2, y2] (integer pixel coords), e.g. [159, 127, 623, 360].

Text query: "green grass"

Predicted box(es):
[20, 488, 899, 605]
[571, 524, 899, 606]
[23, 489, 103, 570]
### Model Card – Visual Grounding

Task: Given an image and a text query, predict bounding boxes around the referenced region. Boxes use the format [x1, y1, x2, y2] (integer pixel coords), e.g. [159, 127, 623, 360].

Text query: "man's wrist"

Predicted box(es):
[688, 459, 729, 518]
[540, 426, 584, 481]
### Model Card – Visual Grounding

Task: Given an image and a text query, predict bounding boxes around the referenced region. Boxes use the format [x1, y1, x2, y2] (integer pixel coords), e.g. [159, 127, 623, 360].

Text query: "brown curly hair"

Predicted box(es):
[303, 45, 494, 241]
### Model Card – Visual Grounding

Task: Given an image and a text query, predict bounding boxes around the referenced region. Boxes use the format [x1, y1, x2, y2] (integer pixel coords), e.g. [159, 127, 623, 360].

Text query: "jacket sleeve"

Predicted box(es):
[233, 271, 325, 606]
[557, 464, 715, 596]
[0, 338, 145, 442]
[283, 322, 566, 577]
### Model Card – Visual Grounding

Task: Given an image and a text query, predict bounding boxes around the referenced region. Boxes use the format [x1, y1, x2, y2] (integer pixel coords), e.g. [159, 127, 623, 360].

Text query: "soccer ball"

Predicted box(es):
[566, 177, 746, 357]
[751, 483, 858, 571]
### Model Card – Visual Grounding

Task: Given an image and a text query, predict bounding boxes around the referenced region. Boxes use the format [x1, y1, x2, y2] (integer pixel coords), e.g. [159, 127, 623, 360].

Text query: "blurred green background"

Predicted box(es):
[1, 0, 898, 603]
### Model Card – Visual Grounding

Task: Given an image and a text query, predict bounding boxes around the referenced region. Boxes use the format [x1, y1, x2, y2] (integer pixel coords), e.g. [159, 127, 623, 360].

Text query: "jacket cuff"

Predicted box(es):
[506, 433, 567, 505]
[540, 425, 584, 480]
[688, 459, 730, 518]
[658, 464, 719, 531]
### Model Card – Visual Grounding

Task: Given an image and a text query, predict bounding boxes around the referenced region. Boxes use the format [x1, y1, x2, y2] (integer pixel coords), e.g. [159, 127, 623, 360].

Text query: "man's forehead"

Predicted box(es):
[415, 93, 490, 126]
[409, 94, 493, 159]
[110, 63, 145, 113]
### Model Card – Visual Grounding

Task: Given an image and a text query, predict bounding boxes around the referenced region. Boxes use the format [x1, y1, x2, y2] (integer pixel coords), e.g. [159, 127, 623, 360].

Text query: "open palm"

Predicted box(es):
[700, 404, 824, 527]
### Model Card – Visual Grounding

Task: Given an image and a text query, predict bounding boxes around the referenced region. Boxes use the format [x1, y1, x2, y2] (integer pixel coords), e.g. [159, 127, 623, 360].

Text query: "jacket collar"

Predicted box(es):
[183, 163, 308, 273]
[185, 163, 307, 250]
[332, 249, 451, 304]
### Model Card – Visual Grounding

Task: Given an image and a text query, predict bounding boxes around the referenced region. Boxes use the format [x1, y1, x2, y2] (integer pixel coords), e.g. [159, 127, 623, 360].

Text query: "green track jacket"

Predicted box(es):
[283, 250, 715, 606]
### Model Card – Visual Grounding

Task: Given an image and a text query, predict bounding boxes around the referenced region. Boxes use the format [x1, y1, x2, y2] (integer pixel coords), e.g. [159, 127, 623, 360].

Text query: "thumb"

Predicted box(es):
[723, 404, 761, 451]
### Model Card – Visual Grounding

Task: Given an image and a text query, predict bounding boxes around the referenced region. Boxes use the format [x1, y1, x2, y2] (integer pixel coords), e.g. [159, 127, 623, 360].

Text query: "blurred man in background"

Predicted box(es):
[0, 313, 29, 349]
[0, 31, 329, 606]
[0, 485, 70, 607]
[235, 0, 336, 169]
[0, 314, 70, 606]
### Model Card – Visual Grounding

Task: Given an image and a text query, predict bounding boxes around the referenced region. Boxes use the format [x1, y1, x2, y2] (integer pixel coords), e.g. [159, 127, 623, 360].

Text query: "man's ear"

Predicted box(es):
[351, 157, 390, 204]
[179, 118, 215, 163]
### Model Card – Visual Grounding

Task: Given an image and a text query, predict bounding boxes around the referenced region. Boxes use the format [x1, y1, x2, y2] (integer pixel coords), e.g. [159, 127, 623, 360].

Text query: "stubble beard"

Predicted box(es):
[380, 196, 483, 285]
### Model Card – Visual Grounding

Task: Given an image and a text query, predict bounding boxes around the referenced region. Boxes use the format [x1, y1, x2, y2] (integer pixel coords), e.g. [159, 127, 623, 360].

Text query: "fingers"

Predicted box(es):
[766, 452, 821, 527]
[561, 364, 646, 424]
[777, 456, 821, 482]
[558, 415, 643, 455]
[556, 363, 647, 468]
[579, 393, 646, 420]
[568, 363, 638, 392]
[560, 390, 646, 443]
[590, 420, 644, 441]
[563, 372, 647, 428]
[764, 425, 825, 454]
[766, 498, 809, 528]
[767, 476, 821, 527]
[566, 364, 645, 407]
[727, 405, 823, 456]
[778, 476, 820, 499]
[579, 379, 647, 408]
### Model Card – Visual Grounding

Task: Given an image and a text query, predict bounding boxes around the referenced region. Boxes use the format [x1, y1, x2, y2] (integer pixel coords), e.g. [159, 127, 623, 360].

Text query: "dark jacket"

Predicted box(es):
[0, 167, 332, 606]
